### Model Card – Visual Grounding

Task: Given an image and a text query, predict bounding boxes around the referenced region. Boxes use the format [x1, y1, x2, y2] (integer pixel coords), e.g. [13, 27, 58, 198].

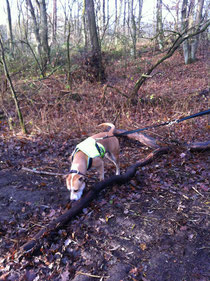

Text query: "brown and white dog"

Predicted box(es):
[66, 123, 120, 200]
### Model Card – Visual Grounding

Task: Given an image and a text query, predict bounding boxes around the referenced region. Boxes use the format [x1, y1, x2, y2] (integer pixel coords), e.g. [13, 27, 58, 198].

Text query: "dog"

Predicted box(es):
[66, 123, 120, 200]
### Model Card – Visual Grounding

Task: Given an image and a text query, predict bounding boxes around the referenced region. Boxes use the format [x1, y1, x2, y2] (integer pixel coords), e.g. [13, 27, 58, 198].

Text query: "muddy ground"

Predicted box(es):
[0, 135, 209, 281]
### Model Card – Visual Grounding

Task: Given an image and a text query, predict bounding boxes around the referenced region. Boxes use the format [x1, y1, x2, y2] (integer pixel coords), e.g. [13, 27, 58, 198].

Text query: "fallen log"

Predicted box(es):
[114, 128, 210, 152]
[114, 128, 160, 149]
[187, 141, 210, 152]
[18, 147, 169, 256]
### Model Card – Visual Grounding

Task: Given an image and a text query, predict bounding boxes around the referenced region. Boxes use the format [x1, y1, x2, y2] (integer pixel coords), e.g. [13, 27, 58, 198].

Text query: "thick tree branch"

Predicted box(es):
[18, 147, 169, 256]
[130, 20, 210, 103]
[114, 128, 160, 149]
[187, 141, 210, 152]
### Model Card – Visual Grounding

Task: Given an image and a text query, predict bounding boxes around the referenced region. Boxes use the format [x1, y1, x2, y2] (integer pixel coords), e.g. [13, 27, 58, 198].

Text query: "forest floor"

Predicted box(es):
[0, 49, 209, 281]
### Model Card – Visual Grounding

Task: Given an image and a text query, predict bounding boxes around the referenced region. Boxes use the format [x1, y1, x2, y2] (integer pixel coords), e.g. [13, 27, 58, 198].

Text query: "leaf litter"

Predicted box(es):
[0, 51, 209, 280]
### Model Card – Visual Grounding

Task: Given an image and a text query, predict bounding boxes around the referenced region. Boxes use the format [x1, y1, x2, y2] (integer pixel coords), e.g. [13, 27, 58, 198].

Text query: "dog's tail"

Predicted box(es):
[98, 123, 115, 135]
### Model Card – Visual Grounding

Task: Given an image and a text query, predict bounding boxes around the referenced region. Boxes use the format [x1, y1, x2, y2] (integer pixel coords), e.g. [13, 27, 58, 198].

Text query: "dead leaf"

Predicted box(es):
[140, 243, 147, 251]
[60, 270, 69, 281]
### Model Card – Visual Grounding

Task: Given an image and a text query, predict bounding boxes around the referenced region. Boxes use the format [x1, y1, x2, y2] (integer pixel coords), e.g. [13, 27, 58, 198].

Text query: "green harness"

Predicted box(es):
[72, 137, 106, 170]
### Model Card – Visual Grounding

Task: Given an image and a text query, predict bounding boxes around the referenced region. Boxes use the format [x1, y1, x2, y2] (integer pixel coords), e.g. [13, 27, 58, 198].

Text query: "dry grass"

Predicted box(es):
[1, 49, 209, 144]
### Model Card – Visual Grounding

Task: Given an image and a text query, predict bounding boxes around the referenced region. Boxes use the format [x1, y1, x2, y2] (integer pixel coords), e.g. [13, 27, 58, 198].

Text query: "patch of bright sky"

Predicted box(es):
[0, 0, 176, 26]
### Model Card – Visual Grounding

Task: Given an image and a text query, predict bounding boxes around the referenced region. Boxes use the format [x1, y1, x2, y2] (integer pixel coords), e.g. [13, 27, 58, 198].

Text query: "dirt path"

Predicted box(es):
[0, 136, 209, 280]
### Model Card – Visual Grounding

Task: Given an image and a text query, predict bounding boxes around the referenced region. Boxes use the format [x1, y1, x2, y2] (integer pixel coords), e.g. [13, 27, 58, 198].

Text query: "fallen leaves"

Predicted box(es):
[0, 50, 209, 280]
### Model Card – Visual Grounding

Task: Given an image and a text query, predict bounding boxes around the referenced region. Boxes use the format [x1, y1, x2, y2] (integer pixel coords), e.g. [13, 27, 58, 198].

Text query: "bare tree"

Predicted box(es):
[138, 0, 143, 37]
[52, 0, 57, 43]
[191, 0, 205, 60]
[181, 0, 205, 64]
[130, 19, 210, 103]
[115, 0, 118, 26]
[130, 0, 137, 58]
[156, 0, 164, 50]
[26, 0, 42, 63]
[0, 33, 26, 134]
[107, 0, 109, 23]
[123, 0, 127, 33]
[5, 0, 14, 54]
[26, 0, 50, 76]
[39, 0, 50, 63]
[102, 0, 105, 27]
[85, 0, 105, 82]
[66, 21, 72, 89]
[114, 0, 118, 38]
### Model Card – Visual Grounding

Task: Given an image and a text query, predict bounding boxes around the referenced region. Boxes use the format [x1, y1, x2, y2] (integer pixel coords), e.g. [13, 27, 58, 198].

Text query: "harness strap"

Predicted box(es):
[87, 158, 92, 170]
[71, 147, 92, 170]
[95, 142, 105, 158]
[69, 170, 86, 177]
[71, 138, 105, 170]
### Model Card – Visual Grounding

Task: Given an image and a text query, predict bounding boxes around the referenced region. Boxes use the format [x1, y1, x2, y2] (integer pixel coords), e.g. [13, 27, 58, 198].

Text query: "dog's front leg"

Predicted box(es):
[98, 161, 104, 181]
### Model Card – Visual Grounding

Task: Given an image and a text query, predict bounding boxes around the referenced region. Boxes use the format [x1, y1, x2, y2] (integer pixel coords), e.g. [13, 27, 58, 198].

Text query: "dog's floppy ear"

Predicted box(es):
[69, 154, 73, 162]
[70, 148, 77, 162]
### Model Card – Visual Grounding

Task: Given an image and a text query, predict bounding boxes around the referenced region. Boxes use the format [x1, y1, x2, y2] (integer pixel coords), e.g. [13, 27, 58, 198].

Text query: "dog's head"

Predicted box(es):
[66, 173, 86, 201]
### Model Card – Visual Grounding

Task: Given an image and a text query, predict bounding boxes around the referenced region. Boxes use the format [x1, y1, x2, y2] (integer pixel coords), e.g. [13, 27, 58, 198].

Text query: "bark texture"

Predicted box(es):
[85, 0, 105, 82]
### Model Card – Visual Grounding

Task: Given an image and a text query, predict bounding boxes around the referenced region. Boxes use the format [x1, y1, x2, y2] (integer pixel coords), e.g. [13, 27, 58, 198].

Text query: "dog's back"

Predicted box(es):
[92, 123, 119, 153]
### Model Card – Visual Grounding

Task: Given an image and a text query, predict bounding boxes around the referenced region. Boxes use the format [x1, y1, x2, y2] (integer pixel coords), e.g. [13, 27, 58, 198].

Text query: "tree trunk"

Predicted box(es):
[26, 0, 44, 74]
[103, 0, 105, 27]
[138, 0, 143, 37]
[127, 0, 130, 35]
[0, 33, 27, 134]
[82, 0, 88, 51]
[115, 0, 118, 26]
[181, 0, 190, 63]
[181, 0, 203, 64]
[123, 0, 127, 34]
[39, 0, 50, 65]
[67, 22, 72, 89]
[52, 0, 57, 43]
[129, 19, 210, 103]
[26, 0, 50, 76]
[5, 0, 14, 54]
[131, 0, 137, 58]
[26, 0, 42, 55]
[114, 0, 119, 45]
[191, 0, 204, 61]
[85, 0, 105, 82]
[107, 0, 109, 22]
[156, 0, 164, 50]
[62, 1, 68, 41]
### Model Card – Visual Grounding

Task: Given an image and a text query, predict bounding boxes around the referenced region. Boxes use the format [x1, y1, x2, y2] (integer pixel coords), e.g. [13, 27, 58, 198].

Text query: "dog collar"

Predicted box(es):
[69, 170, 86, 177]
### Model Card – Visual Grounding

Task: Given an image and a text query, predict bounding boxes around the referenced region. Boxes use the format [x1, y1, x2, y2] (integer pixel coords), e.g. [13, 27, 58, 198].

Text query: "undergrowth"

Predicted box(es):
[0, 48, 209, 144]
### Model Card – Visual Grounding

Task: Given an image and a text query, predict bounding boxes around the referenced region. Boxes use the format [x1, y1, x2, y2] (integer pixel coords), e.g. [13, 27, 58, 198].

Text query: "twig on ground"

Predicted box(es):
[22, 167, 66, 177]
[76, 271, 109, 279]
[18, 147, 169, 256]
[192, 186, 204, 197]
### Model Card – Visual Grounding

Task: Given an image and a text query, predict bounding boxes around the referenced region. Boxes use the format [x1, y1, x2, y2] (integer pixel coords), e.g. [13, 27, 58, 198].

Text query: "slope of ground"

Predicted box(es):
[0, 50, 209, 280]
